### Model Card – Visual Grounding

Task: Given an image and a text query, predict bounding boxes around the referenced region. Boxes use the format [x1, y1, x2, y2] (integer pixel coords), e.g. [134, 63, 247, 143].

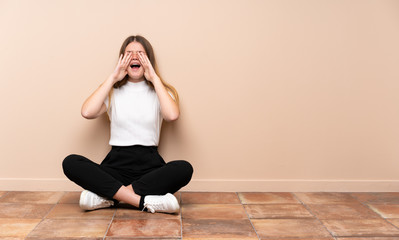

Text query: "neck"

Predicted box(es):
[128, 77, 146, 83]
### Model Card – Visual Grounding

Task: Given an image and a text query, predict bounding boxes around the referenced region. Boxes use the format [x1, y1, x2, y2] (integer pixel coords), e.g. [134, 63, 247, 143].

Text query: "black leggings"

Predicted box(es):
[62, 145, 193, 200]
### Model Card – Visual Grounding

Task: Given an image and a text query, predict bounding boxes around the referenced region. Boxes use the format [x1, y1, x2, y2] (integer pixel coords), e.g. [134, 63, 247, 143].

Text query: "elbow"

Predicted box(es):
[81, 110, 93, 119]
[81, 108, 97, 119]
[164, 110, 180, 122]
[81, 103, 106, 119]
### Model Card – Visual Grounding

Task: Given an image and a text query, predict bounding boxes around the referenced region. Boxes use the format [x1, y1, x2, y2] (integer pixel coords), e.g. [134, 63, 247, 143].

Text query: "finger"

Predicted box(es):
[123, 52, 132, 67]
[142, 54, 152, 70]
[126, 55, 133, 68]
[123, 52, 131, 63]
[118, 54, 123, 65]
[122, 51, 130, 61]
[138, 52, 148, 66]
[143, 54, 151, 66]
[138, 53, 145, 66]
[141, 52, 148, 63]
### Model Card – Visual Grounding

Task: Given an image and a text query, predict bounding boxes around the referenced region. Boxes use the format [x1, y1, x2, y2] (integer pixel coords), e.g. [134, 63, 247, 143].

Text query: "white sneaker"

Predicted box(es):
[79, 190, 114, 210]
[143, 193, 180, 214]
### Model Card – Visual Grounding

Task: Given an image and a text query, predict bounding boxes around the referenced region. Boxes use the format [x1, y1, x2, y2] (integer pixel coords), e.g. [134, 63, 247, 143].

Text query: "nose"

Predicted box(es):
[131, 52, 139, 59]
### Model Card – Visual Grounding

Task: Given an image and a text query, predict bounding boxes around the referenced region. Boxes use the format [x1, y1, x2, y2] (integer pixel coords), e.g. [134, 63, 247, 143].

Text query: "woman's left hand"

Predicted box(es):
[138, 52, 159, 83]
[138, 52, 179, 121]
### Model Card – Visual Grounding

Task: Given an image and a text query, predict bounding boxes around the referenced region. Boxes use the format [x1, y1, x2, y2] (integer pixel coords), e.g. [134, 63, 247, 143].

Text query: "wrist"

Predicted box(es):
[150, 76, 161, 85]
[108, 73, 120, 84]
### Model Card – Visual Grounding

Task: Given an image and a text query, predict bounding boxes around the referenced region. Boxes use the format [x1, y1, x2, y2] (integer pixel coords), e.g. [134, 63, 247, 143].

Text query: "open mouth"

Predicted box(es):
[130, 64, 141, 69]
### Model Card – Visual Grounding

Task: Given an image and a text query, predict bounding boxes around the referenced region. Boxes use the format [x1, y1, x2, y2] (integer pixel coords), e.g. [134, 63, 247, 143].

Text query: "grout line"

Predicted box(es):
[236, 192, 261, 240]
[0, 191, 11, 201]
[292, 192, 336, 239]
[179, 191, 183, 240]
[25, 191, 66, 239]
[353, 192, 399, 232]
[103, 207, 117, 239]
[57, 191, 68, 205]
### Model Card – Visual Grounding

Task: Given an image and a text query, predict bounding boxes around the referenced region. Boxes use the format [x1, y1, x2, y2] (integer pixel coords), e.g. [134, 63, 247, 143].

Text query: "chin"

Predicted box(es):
[128, 73, 144, 80]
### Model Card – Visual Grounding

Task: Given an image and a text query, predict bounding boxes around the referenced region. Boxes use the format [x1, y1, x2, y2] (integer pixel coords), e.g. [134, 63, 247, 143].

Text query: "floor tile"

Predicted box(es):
[351, 193, 399, 204]
[28, 219, 110, 238]
[295, 192, 359, 204]
[181, 192, 240, 204]
[0, 218, 41, 238]
[244, 204, 313, 219]
[368, 204, 399, 218]
[322, 219, 399, 237]
[256, 238, 334, 240]
[0, 191, 64, 204]
[258, 238, 335, 240]
[0, 237, 25, 240]
[183, 238, 258, 240]
[252, 219, 331, 238]
[307, 204, 381, 219]
[2, 191, 398, 239]
[386, 218, 399, 228]
[0, 203, 53, 219]
[174, 191, 181, 204]
[115, 207, 180, 219]
[238, 192, 299, 204]
[107, 219, 181, 238]
[58, 191, 81, 204]
[337, 238, 399, 240]
[26, 238, 102, 240]
[182, 204, 248, 219]
[183, 219, 257, 239]
[46, 203, 115, 219]
[105, 238, 180, 240]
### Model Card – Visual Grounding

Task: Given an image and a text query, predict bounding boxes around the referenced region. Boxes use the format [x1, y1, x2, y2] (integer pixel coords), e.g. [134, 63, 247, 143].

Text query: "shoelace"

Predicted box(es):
[93, 194, 113, 206]
[143, 200, 165, 213]
[93, 194, 104, 203]
[143, 203, 155, 213]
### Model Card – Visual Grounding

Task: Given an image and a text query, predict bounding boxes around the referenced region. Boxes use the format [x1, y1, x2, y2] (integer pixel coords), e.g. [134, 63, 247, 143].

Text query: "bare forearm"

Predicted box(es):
[81, 52, 132, 119]
[81, 75, 115, 119]
[137, 51, 179, 121]
[153, 78, 180, 122]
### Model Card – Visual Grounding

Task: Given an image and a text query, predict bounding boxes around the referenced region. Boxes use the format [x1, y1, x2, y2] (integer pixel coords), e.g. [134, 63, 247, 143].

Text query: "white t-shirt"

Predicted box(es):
[105, 80, 162, 146]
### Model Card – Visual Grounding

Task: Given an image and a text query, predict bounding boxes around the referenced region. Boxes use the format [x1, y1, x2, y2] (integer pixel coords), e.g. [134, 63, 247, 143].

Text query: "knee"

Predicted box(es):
[175, 160, 194, 183]
[184, 161, 194, 177]
[62, 154, 80, 175]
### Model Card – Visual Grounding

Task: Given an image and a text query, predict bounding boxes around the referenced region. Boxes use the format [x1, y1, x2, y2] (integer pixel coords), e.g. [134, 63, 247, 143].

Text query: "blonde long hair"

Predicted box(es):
[108, 35, 179, 109]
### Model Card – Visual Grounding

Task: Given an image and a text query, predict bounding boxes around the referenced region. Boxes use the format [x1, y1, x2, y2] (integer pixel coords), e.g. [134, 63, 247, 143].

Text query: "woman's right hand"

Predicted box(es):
[111, 52, 132, 83]
[81, 53, 132, 119]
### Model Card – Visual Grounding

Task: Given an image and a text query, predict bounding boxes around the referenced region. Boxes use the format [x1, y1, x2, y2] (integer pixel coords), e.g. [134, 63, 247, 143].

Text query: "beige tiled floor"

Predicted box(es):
[1, 191, 399, 239]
